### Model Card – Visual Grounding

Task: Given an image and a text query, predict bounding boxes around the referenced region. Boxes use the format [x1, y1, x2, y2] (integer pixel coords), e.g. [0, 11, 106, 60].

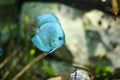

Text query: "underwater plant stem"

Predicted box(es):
[0, 47, 21, 70]
[12, 52, 49, 80]
[2, 58, 19, 80]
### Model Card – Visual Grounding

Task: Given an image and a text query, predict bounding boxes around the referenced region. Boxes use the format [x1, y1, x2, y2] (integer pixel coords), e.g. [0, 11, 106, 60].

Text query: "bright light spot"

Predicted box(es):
[30, 49, 35, 55]
[101, 0, 106, 2]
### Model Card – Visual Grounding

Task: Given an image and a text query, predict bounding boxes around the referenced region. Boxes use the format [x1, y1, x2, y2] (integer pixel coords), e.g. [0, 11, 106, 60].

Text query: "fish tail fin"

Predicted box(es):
[32, 34, 41, 50]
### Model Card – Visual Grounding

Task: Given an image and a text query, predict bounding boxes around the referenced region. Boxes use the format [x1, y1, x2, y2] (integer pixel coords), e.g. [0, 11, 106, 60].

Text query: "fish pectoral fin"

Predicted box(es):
[32, 34, 42, 51]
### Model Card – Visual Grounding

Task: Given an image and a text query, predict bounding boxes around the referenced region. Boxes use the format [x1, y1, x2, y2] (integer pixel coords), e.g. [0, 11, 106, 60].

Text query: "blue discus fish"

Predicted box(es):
[32, 13, 65, 53]
[0, 48, 2, 56]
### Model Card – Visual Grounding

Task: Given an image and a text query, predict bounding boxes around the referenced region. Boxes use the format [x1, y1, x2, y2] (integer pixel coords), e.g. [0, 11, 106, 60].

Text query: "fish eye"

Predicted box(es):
[59, 37, 62, 40]
[98, 20, 102, 25]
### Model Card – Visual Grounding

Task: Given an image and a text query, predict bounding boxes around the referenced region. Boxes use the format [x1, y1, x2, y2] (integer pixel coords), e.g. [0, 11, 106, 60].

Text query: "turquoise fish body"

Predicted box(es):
[32, 13, 65, 53]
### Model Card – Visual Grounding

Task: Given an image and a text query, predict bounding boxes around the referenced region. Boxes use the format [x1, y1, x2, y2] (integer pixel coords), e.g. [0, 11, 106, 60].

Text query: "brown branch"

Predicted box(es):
[12, 52, 49, 80]
[0, 47, 21, 70]
[1, 58, 20, 80]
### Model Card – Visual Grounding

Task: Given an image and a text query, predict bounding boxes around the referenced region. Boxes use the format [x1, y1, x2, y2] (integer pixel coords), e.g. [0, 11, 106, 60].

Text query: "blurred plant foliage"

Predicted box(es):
[0, 18, 70, 80]
[0, 11, 57, 79]
[93, 66, 114, 80]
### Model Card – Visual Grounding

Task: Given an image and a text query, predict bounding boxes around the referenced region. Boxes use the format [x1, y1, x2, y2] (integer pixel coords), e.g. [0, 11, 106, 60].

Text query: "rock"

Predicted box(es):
[83, 9, 120, 69]
[107, 46, 120, 68]
[83, 9, 107, 31]
[70, 69, 91, 80]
